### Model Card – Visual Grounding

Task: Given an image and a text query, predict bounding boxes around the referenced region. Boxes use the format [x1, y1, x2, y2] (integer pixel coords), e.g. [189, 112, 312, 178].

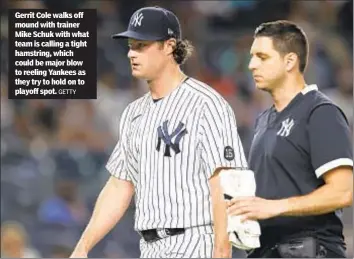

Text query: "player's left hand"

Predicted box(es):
[226, 196, 284, 222]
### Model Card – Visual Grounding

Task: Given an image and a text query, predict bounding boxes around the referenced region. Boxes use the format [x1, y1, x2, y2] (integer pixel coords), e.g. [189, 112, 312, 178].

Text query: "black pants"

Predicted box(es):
[248, 243, 346, 258]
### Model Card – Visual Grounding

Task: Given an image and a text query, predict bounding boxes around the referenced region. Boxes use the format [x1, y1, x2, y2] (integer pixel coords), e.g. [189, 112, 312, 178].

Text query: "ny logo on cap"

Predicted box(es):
[131, 12, 144, 27]
[277, 118, 295, 137]
[156, 120, 187, 157]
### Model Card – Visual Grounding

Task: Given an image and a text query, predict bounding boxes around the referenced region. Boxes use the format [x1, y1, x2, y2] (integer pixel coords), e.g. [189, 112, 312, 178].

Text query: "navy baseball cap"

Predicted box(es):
[111, 6, 181, 41]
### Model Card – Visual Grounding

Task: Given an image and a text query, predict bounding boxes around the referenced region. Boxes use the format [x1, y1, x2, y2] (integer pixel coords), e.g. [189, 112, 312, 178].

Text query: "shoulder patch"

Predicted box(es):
[224, 146, 235, 161]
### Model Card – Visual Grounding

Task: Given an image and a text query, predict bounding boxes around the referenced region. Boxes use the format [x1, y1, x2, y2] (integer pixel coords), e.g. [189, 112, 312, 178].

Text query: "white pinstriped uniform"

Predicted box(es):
[106, 77, 248, 258]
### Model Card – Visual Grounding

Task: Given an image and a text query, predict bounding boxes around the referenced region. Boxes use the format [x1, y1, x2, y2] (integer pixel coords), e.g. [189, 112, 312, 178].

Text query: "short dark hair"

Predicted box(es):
[254, 20, 309, 73]
[172, 39, 194, 65]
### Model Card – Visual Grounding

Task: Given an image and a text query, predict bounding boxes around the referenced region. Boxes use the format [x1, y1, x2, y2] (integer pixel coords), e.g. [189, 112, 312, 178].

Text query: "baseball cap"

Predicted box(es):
[111, 6, 181, 41]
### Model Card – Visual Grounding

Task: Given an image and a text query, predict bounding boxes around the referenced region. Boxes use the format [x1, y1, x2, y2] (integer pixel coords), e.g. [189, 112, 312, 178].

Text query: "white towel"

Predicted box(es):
[219, 169, 261, 250]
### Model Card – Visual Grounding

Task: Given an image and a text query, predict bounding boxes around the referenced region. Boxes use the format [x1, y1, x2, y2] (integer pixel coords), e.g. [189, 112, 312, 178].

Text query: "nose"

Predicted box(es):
[127, 49, 137, 59]
[248, 56, 257, 71]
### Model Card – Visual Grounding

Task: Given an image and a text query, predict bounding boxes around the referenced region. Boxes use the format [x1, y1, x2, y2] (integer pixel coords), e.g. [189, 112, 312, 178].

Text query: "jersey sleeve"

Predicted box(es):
[308, 104, 353, 178]
[200, 99, 248, 179]
[105, 105, 132, 182]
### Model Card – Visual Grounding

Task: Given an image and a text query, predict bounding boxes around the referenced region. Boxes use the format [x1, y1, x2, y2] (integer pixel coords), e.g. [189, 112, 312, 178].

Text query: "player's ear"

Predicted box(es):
[284, 52, 298, 72]
[165, 38, 176, 55]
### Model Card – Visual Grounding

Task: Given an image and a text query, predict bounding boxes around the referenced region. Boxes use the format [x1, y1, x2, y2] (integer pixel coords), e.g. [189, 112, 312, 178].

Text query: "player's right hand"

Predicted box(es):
[213, 239, 232, 258]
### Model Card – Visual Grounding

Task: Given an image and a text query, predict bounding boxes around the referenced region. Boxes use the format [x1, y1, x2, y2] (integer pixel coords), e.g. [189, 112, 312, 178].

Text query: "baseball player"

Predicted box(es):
[227, 20, 353, 257]
[70, 6, 248, 258]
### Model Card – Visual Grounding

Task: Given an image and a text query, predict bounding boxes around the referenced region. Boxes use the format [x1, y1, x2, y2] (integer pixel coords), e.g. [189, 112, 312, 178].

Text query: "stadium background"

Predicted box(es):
[0, 0, 352, 257]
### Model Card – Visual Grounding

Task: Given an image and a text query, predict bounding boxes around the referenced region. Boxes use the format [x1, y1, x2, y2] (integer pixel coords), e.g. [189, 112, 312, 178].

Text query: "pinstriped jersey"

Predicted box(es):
[106, 77, 248, 231]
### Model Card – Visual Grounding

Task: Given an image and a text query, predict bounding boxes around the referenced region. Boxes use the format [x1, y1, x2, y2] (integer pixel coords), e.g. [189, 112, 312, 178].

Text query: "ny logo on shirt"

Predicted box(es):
[277, 118, 295, 137]
[131, 12, 144, 27]
[156, 120, 188, 157]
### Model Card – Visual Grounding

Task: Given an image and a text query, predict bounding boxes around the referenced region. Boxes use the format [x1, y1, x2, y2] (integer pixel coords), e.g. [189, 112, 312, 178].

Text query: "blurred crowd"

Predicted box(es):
[1, 0, 353, 258]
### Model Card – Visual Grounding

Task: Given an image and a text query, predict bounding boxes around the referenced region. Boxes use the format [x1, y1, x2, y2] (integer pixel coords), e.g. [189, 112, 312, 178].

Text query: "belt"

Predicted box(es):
[139, 228, 185, 242]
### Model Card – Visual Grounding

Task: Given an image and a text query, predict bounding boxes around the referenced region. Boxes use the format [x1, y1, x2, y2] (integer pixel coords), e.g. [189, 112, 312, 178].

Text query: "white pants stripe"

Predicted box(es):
[139, 225, 214, 258]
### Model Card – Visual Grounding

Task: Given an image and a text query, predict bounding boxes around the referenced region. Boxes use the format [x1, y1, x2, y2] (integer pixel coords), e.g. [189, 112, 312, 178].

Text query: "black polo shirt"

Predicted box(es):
[248, 85, 353, 253]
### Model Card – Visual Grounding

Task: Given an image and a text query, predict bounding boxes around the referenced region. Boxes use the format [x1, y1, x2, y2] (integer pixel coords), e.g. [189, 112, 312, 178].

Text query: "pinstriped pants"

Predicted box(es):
[139, 225, 214, 258]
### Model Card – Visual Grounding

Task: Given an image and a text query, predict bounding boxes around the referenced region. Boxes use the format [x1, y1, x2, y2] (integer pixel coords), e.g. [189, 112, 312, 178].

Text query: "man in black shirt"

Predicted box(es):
[227, 20, 353, 258]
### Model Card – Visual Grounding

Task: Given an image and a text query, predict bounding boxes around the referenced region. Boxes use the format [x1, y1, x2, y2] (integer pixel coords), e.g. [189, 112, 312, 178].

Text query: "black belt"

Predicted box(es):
[139, 228, 185, 242]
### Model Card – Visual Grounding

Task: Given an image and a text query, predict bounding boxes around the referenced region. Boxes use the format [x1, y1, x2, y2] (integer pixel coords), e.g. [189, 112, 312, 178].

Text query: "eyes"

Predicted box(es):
[250, 54, 268, 61]
[258, 55, 267, 61]
[128, 42, 149, 51]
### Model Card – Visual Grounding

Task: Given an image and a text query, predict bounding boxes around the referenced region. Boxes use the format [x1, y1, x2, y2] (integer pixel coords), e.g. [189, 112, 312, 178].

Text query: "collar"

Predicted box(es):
[301, 84, 318, 95]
